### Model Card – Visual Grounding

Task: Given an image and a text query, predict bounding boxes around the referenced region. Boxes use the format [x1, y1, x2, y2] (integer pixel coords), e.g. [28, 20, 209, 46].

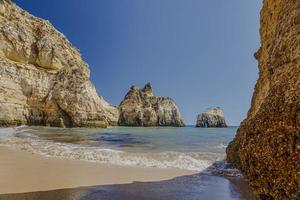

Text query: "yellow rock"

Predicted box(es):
[0, 0, 118, 127]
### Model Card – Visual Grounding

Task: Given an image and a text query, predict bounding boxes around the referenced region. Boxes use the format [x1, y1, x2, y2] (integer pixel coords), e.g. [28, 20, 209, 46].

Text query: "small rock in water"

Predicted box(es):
[196, 107, 227, 128]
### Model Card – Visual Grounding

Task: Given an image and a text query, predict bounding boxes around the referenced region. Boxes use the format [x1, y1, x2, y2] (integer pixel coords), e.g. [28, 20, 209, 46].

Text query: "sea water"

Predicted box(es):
[0, 126, 238, 172]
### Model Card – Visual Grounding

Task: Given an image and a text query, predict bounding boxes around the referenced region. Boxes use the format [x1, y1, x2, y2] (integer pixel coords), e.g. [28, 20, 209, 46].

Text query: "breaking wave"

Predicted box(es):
[0, 127, 218, 171]
[0, 126, 240, 176]
[214, 143, 227, 149]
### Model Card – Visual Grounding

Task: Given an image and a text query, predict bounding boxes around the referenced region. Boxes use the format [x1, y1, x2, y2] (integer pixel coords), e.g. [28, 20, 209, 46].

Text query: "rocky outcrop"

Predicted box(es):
[0, 0, 118, 127]
[227, 0, 300, 199]
[196, 107, 227, 128]
[118, 83, 185, 127]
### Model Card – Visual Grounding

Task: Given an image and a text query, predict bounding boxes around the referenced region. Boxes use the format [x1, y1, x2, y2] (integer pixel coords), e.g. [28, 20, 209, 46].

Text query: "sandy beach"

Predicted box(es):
[0, 146, 255, 200]
[0, 146, 195, 194]
[0, 127, 255, 199]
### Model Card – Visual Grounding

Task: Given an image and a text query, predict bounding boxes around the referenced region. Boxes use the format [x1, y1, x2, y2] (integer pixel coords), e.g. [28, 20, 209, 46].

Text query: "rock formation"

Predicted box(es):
[118, 83, 185, 127]
[227, 0, 300, 199]
[0, 0, 118, 127]
[196, 107, 227, 128]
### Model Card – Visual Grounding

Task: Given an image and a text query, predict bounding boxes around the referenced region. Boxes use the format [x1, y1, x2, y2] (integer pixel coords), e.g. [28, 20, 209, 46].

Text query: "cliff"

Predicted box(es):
[227, 0, 300, 199]
[0, 0, 118, 127]
[196, 107, 227, 128]
[118, 83, 185, 127]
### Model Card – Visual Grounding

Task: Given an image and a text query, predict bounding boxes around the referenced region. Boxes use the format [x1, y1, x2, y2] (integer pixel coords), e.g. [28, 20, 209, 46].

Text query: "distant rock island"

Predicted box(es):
[118, 83, 185, 127]
[0, 0, 118, 128]
[227, 0, 300, 199]
[196, 107, 227, 128]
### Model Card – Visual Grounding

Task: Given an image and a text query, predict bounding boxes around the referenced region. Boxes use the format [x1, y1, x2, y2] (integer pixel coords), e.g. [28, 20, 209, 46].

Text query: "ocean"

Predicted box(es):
[0, 126, 239, 173]
[0, 126, 256, 200]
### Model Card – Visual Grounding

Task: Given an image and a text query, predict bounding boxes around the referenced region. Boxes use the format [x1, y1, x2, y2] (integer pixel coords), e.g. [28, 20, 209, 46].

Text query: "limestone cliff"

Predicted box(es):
[196, 107, 227, 128]
[118, 83, 185, 127]
[0, 0, 118, 127]
[227, 0, 300, 199]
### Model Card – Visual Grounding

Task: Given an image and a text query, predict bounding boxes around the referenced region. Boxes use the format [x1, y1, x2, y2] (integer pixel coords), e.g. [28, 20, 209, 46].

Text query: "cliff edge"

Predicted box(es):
[0, 0, 118, 127]
[227, 0, 300, 199]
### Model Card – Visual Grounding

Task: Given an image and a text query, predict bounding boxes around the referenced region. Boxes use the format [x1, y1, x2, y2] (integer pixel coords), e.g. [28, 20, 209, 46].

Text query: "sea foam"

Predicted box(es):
[0, 132, 215, 171]
[0, 127, 235, 173]
[0, 126, 28, 139]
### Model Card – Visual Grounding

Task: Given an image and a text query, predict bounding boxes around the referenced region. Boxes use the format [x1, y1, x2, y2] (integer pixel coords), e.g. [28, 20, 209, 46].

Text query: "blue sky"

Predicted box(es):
[15, 0, 262, 125]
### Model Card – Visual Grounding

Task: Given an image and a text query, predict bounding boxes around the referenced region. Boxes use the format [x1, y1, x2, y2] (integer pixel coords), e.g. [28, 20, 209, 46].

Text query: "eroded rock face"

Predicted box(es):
[0, 0, 118, 127]
[227, 0, 300, 199]
[196, 107, 227, 128]
[118, 83, 185, 127]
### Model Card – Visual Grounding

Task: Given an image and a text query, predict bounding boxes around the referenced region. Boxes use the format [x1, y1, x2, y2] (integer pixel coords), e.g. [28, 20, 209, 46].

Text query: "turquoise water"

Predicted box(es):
[0, 126, 238, 172]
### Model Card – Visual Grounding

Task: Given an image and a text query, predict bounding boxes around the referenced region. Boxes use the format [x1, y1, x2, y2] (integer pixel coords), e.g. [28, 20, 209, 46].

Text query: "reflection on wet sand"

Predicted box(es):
[1, 174, 254, 200]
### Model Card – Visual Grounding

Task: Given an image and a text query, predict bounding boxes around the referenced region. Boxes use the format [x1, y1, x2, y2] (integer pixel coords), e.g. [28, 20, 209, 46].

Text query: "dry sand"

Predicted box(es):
[0, 146, 196, 194]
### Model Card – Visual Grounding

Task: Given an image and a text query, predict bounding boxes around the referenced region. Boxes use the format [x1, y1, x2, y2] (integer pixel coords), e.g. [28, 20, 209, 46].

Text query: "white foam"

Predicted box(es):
[215, 143, 227, 149]
[0, 126, 28, 139]
[0, 135, 217, 171]
[205, 160, 243, 177]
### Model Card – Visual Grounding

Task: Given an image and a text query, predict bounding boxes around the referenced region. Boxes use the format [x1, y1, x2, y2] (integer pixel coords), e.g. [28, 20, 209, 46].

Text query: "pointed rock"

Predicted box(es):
[142, 82, 153, 96]
[118, 83, 184, 127]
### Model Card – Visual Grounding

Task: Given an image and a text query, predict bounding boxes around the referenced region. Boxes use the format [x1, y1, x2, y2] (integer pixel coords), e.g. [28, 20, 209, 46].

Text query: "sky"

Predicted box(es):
[15, 0, 262, 125]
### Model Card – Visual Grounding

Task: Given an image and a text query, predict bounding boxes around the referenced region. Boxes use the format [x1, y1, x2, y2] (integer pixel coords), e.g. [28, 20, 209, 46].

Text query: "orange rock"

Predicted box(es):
[227, 0, 300, 199]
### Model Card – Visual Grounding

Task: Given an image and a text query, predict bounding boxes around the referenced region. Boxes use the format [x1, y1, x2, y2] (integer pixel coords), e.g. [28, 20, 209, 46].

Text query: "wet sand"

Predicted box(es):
[0, 147, 195, 194]
[0, 173, 254, 200]
[0, 146, 254, 199]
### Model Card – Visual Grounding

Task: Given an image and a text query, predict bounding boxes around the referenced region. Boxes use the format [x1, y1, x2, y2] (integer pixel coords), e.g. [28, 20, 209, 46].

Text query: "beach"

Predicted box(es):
[0, 0, 296, 198]
[0, 146, 195, 194]
[0, 146, 254, 200]
[0, 126, 255, 199]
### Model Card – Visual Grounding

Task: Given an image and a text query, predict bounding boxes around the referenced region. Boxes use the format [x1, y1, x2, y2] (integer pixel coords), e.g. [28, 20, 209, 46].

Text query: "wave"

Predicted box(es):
[0, 136, 216, 171]
[0, 127, 237, 174]
[0, 126, 29, 139]
[214, 143, 227, 149]
[205, 160, 243, 177]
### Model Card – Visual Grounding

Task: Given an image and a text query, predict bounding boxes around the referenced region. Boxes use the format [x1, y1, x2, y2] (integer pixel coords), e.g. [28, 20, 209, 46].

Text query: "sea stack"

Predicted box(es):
[118, 83, 185, 127]
[196, 107, 227, 128]
[0, 0, 118, 127]
[227, 0, 300, 199]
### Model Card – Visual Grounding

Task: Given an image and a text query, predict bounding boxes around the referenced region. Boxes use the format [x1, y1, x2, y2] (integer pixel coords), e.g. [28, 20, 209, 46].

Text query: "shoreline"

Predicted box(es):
[0, 146, 196, 194]
[0, 145, 255, 199]
[1, 175, 255, 200]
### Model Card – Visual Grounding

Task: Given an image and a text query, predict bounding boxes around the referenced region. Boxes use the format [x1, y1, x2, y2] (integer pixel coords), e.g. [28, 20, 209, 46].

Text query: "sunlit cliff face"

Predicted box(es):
[0, 0, 118, 127]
